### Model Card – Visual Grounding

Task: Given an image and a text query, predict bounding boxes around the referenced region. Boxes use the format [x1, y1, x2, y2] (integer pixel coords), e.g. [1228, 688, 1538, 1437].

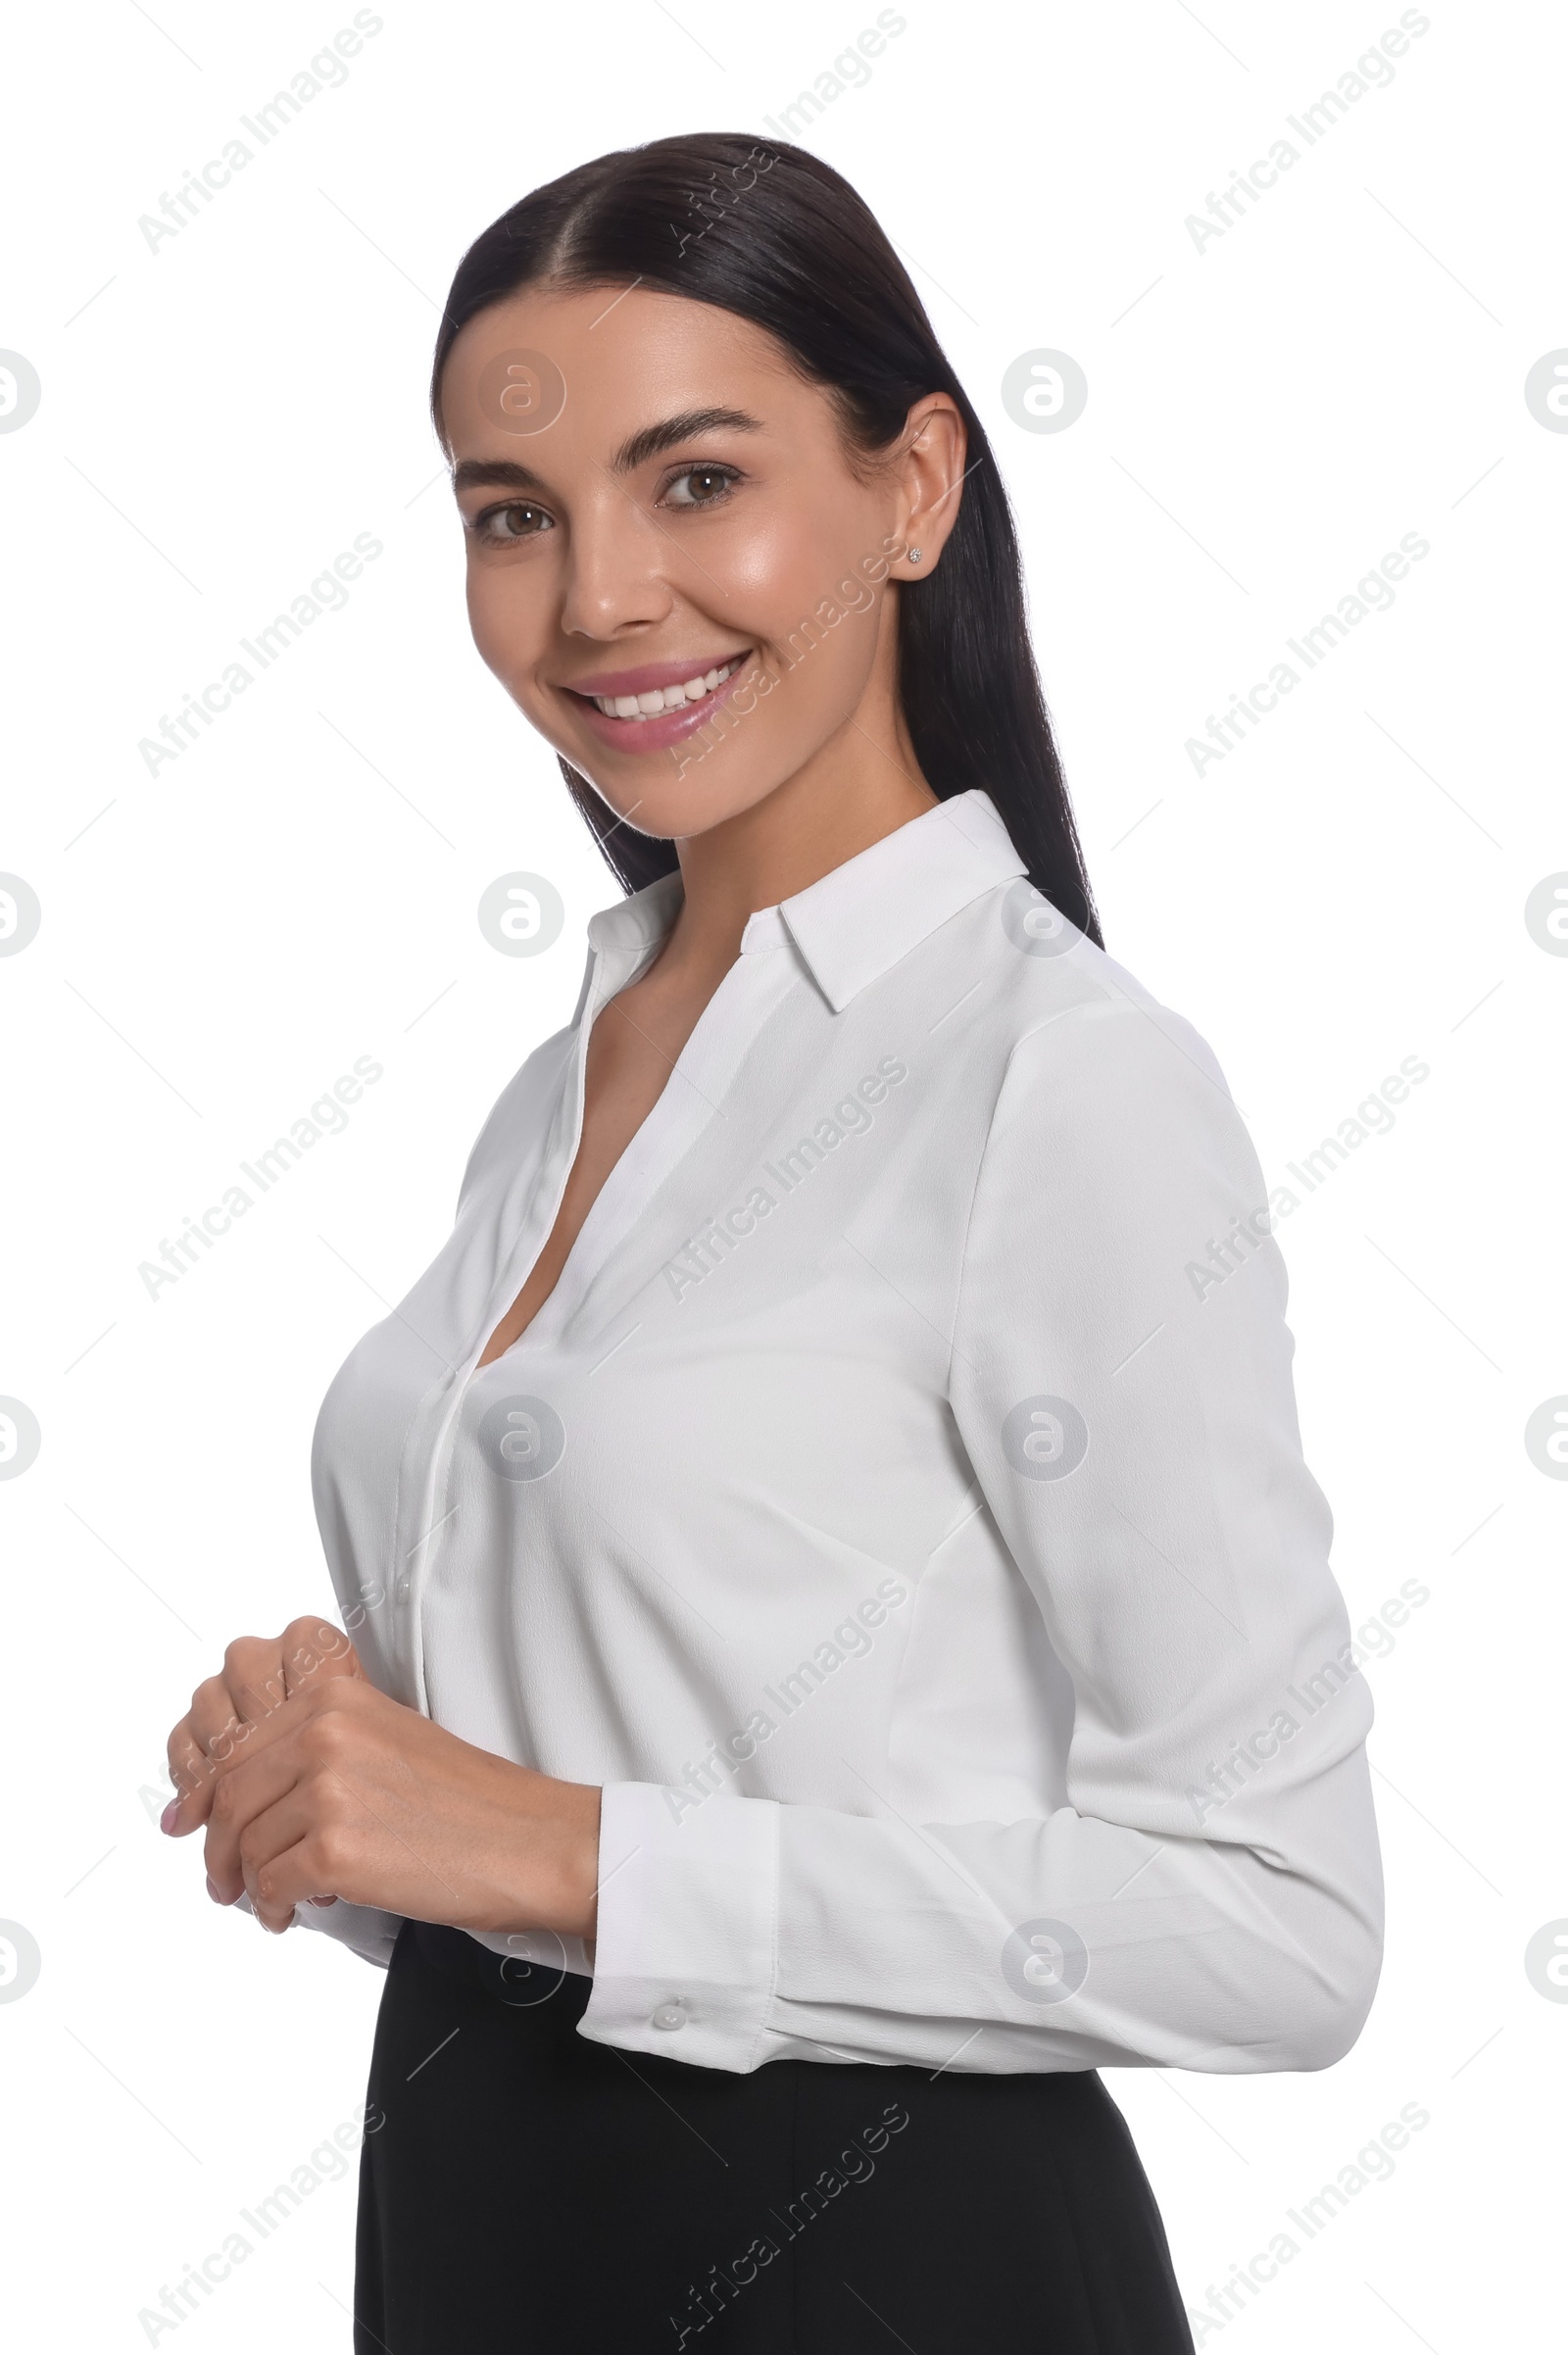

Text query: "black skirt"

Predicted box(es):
[355, 1919, 1196, 2353]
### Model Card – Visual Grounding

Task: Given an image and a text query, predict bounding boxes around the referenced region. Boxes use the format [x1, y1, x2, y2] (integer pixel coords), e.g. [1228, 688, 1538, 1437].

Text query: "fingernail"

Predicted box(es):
[160, 1799, 180, 1836]
[206, 1873, 221, 1901]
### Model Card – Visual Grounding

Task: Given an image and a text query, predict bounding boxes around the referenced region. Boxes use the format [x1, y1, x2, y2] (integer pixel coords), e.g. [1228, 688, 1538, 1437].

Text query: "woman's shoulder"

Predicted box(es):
[952, 872, 1235, 1121]
[950, 886, 1276, 1300]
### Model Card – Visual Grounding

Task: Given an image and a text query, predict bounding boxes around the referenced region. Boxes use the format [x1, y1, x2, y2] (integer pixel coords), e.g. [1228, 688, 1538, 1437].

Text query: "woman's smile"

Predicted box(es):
[561, 648, 756, 753]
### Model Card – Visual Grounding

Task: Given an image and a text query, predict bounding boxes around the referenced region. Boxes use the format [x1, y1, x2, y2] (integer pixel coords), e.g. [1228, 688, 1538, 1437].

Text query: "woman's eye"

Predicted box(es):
[476, 502, 549, 542]
[662, 465, 737, 509]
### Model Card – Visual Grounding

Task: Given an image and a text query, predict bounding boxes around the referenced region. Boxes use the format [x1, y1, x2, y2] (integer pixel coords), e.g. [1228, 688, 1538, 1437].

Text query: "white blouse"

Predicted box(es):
[302, 788, 1383, 2077]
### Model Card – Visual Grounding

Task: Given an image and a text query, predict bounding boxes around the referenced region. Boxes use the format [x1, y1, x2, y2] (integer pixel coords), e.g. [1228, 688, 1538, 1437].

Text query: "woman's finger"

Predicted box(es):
[238, 1802, 349, 1935]
[169, 1662, 268, 1829]
[233, 1791, 319, 1934]
[165, 1676, 251, 1835]
[204, 1740, 307, 1902]
[163, 1622, 360, 1838]
[186, 1671, 247, 1757]
[220, 1635, 296, 1726]
[164, 1713, 218, 1831]
[276, 1617, 363, 1697]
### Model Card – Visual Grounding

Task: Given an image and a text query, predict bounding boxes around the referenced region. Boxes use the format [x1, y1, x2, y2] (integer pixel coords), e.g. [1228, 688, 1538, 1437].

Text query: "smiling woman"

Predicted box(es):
[163, 132, 1381, 2355]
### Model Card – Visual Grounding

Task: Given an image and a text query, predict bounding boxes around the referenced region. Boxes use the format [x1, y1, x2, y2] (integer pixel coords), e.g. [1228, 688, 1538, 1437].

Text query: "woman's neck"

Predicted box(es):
[659, 719, 939, 985]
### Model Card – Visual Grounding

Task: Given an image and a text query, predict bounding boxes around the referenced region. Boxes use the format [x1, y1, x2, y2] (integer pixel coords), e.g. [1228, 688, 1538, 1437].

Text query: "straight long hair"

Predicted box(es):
[431, 134, 1102, 947]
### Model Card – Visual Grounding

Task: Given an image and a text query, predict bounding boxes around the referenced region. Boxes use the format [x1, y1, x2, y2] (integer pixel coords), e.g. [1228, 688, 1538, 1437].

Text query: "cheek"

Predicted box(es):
[719, 509, 820, 607]
[465, 559, 556, 695]
[725, 517, 885, 689]
[465, 568, 510, 676]
[725, 492, 864, 618]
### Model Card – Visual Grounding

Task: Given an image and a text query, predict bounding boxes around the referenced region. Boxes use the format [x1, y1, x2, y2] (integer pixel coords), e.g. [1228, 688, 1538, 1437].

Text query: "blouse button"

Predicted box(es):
[651, 2000, 687, 2032]
[396, 1577, 411, 1601]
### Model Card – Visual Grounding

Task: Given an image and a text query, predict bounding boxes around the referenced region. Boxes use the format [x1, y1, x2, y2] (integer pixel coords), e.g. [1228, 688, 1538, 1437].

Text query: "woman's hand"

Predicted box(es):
[163, 1620, 601, 1941]
[165, 1615, 365, 1833]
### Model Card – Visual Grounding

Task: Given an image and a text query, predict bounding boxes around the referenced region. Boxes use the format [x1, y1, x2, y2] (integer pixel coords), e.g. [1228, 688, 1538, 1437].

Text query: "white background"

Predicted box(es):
[2, 0, 1564, 2346]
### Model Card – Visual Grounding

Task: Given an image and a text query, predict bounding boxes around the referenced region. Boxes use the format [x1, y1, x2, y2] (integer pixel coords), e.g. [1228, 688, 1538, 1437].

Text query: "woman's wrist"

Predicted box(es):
[557, 1778, 603, 1942]
[503, 1771, 602, 1941]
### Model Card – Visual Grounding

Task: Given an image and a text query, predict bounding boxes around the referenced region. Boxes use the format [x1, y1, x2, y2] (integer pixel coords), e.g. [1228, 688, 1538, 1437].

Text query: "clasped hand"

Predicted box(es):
[162, 1618, 601, 1940]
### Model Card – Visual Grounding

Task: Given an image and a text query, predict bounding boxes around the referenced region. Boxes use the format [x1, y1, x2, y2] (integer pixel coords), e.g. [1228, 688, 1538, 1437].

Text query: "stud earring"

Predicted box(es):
[908, 548, 923, 564]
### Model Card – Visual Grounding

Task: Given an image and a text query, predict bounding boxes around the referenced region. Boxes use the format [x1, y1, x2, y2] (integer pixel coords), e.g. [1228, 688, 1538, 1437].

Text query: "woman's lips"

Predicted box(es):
[564, 651, 757, 755]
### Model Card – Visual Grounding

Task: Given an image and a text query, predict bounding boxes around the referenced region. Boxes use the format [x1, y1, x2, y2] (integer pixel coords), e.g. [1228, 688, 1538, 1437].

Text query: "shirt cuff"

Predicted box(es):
[235, 1889, 404, 1968]
[576, 1781, 779, 2073]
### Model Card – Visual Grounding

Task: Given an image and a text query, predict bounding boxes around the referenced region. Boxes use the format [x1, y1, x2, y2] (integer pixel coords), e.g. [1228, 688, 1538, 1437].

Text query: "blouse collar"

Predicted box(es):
[586, 789, 1030, 1013]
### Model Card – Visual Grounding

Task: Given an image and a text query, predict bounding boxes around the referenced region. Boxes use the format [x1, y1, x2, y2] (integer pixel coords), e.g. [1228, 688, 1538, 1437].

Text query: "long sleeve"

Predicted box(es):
[580, 996, 1384, 2076]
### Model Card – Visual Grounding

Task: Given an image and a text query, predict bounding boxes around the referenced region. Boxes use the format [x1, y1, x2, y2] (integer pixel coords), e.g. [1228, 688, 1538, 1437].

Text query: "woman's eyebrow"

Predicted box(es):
[450, 409, 763, 500]
[452, 457, 549, 496]
[610, 408, 763, 473]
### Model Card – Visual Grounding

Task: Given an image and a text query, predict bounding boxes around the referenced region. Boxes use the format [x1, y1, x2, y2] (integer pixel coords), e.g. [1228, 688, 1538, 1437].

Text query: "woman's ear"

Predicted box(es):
[886, 394, 966, 580]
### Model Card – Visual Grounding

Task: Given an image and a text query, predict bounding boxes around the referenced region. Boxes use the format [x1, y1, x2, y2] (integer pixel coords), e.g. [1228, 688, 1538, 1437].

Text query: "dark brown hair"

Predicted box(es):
[432, 133, 1102, 947]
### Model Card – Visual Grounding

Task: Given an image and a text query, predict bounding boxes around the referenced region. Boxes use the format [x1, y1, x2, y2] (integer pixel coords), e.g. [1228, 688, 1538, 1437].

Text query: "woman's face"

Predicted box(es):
[439, 283, 959, 848]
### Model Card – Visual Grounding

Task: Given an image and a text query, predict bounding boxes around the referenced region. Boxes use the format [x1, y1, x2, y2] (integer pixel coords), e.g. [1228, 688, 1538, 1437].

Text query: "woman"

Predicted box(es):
[163, 134, 1383, 2351]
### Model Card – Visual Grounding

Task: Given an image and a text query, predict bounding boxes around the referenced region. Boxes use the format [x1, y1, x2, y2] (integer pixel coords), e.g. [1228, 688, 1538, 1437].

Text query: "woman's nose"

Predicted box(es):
[558, 492, 678, 640]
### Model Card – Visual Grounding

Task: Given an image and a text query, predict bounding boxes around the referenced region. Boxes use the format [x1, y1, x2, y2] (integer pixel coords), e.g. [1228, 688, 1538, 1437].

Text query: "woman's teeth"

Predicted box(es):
[590, 655, 745, 720]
